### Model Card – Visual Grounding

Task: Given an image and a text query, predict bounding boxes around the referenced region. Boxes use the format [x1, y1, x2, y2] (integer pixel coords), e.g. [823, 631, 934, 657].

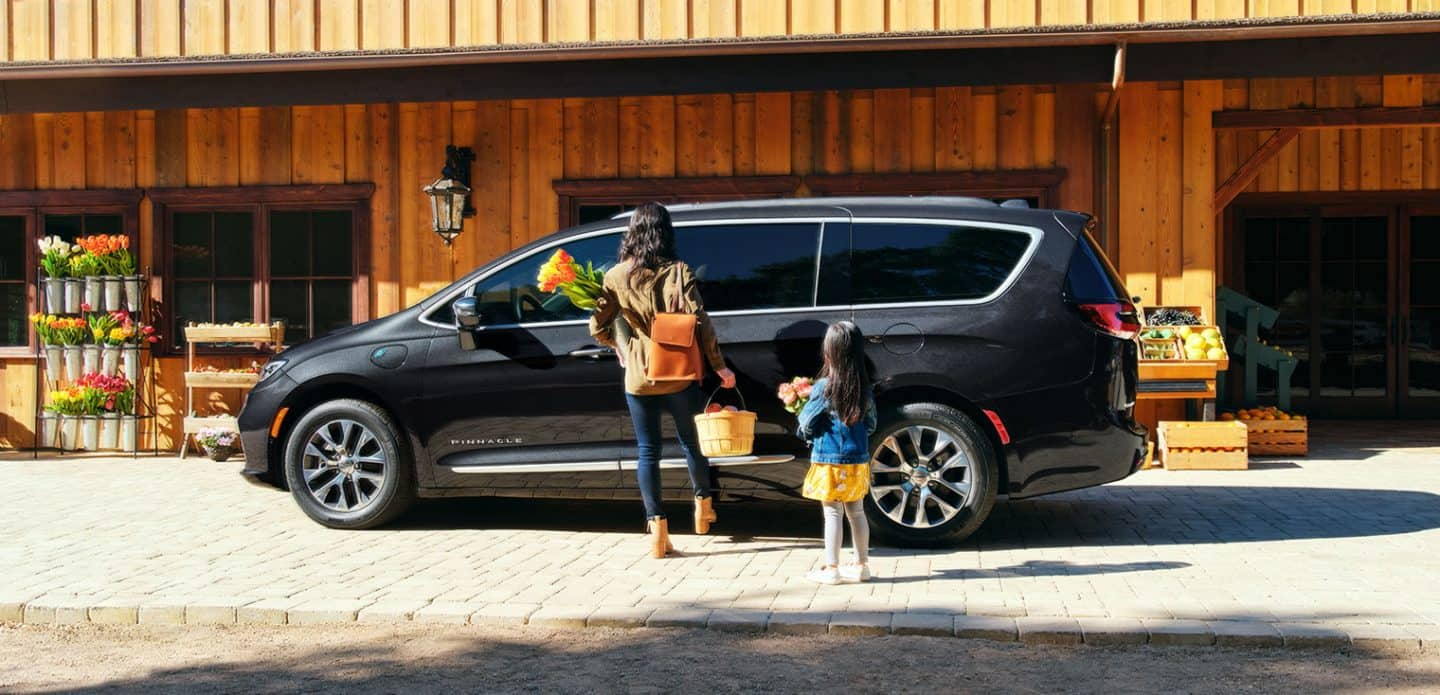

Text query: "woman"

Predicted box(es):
[589, 202, 736, 558]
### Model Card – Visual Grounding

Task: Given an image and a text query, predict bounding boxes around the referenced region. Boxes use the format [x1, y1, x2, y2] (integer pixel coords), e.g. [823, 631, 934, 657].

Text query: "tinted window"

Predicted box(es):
[1064, 228, 1128, 302]
[437, 232, 622, 326]
[850, 222, 1032, 304]
[815, 222, 850, 307]
[676, 223, 819, 311]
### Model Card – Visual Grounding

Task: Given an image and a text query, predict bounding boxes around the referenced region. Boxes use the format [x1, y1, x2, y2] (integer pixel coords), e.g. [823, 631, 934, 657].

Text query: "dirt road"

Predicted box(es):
[2, 623, 1437, 694]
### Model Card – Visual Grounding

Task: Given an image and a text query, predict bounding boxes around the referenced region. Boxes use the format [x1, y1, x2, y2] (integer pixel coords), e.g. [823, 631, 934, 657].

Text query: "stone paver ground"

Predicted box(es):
[2, 421, 1438, 650]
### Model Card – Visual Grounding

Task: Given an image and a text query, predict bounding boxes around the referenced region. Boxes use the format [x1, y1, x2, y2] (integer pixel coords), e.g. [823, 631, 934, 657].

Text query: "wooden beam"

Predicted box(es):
[1212, 128, 1299, 215]
[1214, 106, 1440, 130]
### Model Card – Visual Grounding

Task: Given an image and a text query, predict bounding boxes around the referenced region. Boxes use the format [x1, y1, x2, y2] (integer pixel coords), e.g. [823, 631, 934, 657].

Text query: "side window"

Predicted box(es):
[851, 222, 1033, 305]
[440, 232, 622, 326]
[815, 222, 850, 307]
[676, 223, 820, 312]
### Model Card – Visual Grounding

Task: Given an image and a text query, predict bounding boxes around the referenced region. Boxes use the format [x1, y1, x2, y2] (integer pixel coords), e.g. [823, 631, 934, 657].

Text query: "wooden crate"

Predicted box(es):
[184, 324, 283, 344]
[1157, 421, 1248, 470]
[1244, 419, 1308, 457]
[184, 371, 260, 389]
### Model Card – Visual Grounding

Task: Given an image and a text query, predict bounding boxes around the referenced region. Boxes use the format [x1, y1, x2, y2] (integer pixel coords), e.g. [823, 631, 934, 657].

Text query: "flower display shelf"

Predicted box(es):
[179, 322, 283, 459]
[30, 268, 159, 457]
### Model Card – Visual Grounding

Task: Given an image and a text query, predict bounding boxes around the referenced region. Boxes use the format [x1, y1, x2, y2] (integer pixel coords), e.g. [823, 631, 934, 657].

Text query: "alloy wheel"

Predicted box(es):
[300, 418, 388, 513]
[869, 425, 974, 529]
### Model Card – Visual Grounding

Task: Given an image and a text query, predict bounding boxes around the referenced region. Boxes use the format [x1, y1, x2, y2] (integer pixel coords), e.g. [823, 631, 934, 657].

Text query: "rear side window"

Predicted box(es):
[677, 223, 820, 311]
[1064, 228, 1129, 302]
[850, 222, 1033, 305]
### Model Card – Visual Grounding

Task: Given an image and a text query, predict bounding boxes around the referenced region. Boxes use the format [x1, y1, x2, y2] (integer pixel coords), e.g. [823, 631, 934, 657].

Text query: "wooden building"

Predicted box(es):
[1, 1, 1438, 449]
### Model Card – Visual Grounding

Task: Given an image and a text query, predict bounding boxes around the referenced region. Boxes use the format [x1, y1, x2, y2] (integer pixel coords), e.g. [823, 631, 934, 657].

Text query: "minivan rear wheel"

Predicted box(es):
[283, 398, 416, 529]
[865, 403, 999, 547]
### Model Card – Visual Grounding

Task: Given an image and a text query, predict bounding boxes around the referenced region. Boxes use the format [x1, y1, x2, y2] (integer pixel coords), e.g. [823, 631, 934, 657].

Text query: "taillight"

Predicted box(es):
[1074, 301, 1141, 340]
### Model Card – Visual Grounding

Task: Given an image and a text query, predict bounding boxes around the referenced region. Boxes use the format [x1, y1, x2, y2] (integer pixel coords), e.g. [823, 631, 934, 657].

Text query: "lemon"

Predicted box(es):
[1201, 328, 1220, 339]
[1185, 334, 1205, 348]
[1206, 347, 1225, 360]
[1178, 326, 1193, 339]
[1185, 348, 1206, 360]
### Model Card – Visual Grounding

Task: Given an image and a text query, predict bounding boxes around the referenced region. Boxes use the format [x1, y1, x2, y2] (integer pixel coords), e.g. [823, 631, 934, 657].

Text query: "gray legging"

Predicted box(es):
[822, 500, 870, 567]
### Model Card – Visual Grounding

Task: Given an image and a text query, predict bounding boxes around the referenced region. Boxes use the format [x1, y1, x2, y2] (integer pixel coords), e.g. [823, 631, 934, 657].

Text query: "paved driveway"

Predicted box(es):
[2, 422, 1438, 648]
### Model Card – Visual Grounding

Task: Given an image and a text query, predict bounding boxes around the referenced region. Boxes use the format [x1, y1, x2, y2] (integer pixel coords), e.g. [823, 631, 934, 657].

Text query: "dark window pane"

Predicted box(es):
[1413, 261, 1440, 307]
[173, 281, 211, 343]
[1319, 351, 1353, 394]
[0, 283, 24, 346]
[1321, 219, 1353, 262]
[173, 213, 212, 278]
[1354, 217, 1387, 259]
[213, 212, 254, 278]
[269, 212, 309, 277]
[851, 223, 1032, 304]
[1244, 263, 1277, 306]
[578, 204, 632, 226]
[44, 215, 84, 244]
[1320, 263, 1353, 309]
[313, 280, 352, 336]
[1410, 308, 1440, 397]
[1354, 263, 1387, 306]
[677, 223, 819, 311]
[456, 232, 623, 326]
[1319, 311, 1354, 351]
[1244, 218, 1276, 262]
[1353, 351, 1386, 395]
[1276, 218, 1310, 262]
[82, 214, 122, 237]
[816, 222, 850, 306]
[1275, 263, 1310, 312]
[1352, 307, 1387, 350]
[269, 280, 308, 344]
[213, 280, 253, 323]
[0, 217, 24, 281]
[311, 211, 354, 277]
[1412, 217, 1440, 260]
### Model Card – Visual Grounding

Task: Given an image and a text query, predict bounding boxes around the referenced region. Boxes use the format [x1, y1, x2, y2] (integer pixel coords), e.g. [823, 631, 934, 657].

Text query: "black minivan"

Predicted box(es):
[237, 197, 1147, 546]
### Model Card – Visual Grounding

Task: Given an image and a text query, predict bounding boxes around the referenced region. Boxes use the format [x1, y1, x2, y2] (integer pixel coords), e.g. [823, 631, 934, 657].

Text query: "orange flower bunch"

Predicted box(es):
[76, 234, 136, 275]
[535, 248, 604, 311]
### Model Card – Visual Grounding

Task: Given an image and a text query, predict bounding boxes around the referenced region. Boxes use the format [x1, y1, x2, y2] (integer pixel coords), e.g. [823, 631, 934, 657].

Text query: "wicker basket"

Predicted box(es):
[693, 388, 756, 457]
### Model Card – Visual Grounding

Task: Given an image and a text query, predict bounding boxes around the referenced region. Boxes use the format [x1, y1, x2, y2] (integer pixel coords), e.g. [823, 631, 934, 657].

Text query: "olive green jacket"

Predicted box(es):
[588, 260, 726, 396]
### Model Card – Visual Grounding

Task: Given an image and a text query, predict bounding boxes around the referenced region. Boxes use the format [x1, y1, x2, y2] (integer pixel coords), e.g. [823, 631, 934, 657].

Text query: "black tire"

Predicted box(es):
[864, 402, 1000, 548]
[283, 398, 416, 529]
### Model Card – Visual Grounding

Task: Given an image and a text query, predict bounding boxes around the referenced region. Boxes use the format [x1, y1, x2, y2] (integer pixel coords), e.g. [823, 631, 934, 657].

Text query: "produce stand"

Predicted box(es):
[179, 322, 283, 458]
[1136, 306, 1229, 402]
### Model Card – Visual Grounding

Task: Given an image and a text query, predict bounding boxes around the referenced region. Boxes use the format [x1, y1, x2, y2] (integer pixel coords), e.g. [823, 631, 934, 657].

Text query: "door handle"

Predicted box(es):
[568, 346, 616, 360]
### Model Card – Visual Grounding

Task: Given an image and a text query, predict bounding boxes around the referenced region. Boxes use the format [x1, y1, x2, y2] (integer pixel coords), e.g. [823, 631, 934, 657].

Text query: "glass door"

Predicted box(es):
[1313, 211, 1395, 417]
[1401, 211, 1440, 417]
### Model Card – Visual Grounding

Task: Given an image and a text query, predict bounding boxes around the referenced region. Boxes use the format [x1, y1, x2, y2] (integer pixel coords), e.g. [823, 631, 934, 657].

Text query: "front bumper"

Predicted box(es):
[236, 374, 296, 487]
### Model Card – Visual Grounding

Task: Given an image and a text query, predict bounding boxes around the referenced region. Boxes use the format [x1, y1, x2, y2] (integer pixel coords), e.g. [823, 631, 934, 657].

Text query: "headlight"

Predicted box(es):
[257, 359, 288, 383]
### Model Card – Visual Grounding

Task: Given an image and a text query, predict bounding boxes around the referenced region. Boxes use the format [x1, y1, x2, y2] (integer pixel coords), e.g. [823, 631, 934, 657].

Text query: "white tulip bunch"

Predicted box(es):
[38, 235, 82, 278]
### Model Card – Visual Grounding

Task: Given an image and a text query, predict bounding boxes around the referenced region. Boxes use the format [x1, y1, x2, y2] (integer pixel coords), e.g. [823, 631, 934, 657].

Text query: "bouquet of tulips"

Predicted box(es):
[38, 236, 80, 278]
[77, 234, 136, 276]
[776, 376, 815, 415]
[536, 248, 606, 311]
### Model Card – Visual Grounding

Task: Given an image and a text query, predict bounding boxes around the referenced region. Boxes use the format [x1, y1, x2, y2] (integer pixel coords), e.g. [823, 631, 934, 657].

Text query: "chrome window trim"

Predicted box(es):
[445, 454, 795, 475]
[418, 215, 1042, 330]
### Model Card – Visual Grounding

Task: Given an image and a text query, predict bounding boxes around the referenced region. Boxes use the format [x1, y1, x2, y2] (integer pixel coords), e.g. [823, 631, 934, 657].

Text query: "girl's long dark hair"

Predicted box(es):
[619, 202, 677, 283]
[821, 321, 870, 426]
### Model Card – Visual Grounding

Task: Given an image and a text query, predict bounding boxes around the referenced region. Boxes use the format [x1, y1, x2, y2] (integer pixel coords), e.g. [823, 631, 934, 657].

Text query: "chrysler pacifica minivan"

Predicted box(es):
[237, 197, 1147, 546]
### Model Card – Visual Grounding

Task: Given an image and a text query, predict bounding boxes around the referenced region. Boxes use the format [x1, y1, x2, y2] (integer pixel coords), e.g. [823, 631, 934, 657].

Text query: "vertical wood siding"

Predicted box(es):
[2, 0, 1433, 65]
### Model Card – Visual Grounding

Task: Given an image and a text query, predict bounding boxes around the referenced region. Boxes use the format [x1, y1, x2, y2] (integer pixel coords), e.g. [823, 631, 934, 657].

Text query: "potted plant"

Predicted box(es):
[70, 252, 102, 312]
[49, 388, 84, 451]
[83, 309, 117, 375]
[75, 374, 108, 450]
[115, 381, 138, 451]
[111, 310, 158, 383]
[50, 316, 87, 383]
[94, 312, 128, 376]
[196, 428, 239, 462]
[37, 236, 76, 314]
[79, 235, 132, 312]
[38, 404, 58, 449]
[81, 373, 130, 450]
[30, 313, 62, 383]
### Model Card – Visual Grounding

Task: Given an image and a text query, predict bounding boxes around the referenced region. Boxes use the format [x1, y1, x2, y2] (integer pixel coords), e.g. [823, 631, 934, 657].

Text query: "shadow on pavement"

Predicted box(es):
[393, 485, 1440, 552]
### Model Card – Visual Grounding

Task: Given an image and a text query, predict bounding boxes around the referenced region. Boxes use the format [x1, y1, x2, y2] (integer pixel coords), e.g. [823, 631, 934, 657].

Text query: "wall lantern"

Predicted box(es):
[424, 145, 476, 246]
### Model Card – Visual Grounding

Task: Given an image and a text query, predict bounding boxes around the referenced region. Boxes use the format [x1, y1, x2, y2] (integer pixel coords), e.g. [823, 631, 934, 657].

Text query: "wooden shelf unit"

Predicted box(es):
[180, 323, 283, 458]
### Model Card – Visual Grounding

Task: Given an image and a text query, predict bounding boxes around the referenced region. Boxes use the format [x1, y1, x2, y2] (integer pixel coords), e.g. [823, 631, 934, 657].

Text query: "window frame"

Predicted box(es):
[554, 176, 802, 229]
[0, 190, 142, 358]
[149, 185, 373, 355]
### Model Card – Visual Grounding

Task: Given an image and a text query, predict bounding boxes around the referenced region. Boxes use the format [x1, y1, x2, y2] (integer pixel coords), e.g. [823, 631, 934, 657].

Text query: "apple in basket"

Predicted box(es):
[705, 404, 724, 414]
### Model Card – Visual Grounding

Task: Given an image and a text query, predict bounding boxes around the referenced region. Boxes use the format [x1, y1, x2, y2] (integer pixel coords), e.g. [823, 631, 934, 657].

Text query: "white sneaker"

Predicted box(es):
[839, 563, 872, 583]
[806, 566, 841, 585]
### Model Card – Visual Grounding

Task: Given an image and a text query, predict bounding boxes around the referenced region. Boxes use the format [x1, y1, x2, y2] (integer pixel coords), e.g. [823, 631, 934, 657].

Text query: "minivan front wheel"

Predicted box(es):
[283, 399, 416, 529]
[866, 403, 999, 547]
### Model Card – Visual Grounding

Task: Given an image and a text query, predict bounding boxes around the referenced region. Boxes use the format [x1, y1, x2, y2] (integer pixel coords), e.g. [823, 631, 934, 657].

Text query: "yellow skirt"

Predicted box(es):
[801, 463, 870, 503]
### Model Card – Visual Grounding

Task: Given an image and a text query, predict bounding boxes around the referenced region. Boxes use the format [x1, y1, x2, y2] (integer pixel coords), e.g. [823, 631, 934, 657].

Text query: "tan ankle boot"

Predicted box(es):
[647, 518, 673, 558]
[694, 496, 718, 535]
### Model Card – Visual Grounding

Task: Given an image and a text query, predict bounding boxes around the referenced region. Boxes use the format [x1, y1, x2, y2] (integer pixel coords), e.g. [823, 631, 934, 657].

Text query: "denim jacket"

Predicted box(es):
[796, 378, 878, 465]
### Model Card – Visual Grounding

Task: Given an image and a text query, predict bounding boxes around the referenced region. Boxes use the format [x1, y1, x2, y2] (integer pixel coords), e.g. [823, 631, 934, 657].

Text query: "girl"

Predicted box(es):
[797, 321, 877, 584]
[589, 202, 736, 559]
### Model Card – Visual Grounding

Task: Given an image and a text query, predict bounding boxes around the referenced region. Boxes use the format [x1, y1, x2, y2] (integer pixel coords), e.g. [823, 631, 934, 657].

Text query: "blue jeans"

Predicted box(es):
[625, 385, 713, 519]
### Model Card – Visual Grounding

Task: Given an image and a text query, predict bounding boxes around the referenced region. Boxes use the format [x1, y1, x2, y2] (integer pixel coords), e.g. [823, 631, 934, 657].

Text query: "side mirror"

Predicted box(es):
[453, 297, 479, 350]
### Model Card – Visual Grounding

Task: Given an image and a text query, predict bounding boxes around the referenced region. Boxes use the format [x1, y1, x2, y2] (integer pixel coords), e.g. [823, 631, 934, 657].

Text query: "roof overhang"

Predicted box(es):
[2, 13, 1439, 113]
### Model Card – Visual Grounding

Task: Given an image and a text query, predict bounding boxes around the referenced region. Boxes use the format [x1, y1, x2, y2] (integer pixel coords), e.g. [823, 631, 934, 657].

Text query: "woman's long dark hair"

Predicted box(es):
[619, 202, 677, 283]
[821, 321, 870, 426]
